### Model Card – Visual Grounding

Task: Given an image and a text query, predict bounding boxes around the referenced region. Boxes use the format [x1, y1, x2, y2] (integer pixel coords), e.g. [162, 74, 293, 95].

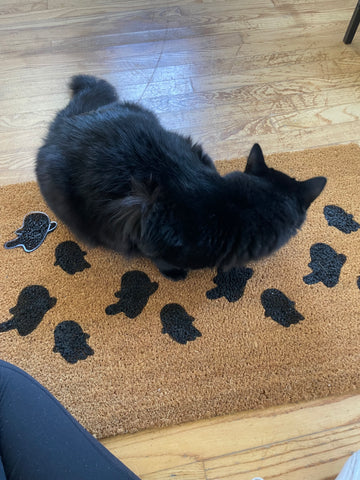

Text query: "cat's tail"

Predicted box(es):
[70, 74, 100, 94]
[61, 75, 119, 117]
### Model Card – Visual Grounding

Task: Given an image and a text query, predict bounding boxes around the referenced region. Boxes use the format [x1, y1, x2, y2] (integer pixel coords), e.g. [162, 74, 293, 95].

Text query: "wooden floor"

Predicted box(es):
[1, 0, 360, 478]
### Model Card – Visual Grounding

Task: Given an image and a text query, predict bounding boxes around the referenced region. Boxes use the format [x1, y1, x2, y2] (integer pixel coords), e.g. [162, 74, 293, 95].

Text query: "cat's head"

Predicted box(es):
[218, 144, 327, 270]
[245, 143, 327, 210]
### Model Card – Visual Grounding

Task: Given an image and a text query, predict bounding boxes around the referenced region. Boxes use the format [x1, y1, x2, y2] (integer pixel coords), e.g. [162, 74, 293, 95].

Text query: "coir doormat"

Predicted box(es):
[1, 144, 360, 439]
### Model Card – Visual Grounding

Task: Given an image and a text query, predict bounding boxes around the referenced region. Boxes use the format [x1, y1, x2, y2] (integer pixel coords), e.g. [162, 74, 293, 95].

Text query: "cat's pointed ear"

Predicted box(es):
[245, 143, 267, 176]
[300, 176, 327, 208]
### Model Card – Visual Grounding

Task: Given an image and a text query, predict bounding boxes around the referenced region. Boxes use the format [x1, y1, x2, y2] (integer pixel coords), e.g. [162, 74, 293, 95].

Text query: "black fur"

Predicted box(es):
[36, 75, 327, 280]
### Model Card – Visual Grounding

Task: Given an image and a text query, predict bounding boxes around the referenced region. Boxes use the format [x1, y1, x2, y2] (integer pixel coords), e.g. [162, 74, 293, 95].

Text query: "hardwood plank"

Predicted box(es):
[102, 395, 360, 477]
[142, 462, 207, 480]
[48, 0, 273, 8]
[1, 4, 290, 44]
[0, 1, 48, 15]
[205, 424, 359, 479]
[191, 63, 360, 93]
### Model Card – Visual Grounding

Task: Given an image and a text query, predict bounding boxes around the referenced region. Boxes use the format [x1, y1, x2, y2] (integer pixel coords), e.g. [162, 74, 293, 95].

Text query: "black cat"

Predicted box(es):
[36, 75, 326, 280]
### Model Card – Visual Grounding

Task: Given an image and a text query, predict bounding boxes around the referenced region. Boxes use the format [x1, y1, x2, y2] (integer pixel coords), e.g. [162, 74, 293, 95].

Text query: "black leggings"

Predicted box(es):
[0, 360, 140, 480]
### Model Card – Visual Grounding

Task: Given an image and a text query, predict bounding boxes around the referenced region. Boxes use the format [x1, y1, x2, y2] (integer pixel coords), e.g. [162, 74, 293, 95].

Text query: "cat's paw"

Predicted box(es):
[160, 268, 188, 282]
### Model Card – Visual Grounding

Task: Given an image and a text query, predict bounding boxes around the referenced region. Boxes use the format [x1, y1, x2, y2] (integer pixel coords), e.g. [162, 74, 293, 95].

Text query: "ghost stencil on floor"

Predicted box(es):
[54, 241, 91, 275]
[106, 271, 158, 319]
[303, 243, 346, 288]
[261, 289, 304, 328]
[324, 205, 360, 234]
[4, 211, 57, 252]
[206, 267, 254, 302]
[161, 304, 202, 344]
[53, 321, 94, 364]
[0, 285, 57, 336]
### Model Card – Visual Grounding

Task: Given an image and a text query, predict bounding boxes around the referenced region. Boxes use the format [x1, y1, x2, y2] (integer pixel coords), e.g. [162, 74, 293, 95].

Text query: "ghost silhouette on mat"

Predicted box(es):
[161, 303, 202, 344]
[106, 271, 158, 318]
[54, 241, 91, 275]
[206, 267, 253, 302]
[261, 289, 304, 328]
[0, 285, 57, 336]
[324, 205, 360, 234]
[53, 321, 94, 364]
[4, 212, 57, 252]
[303, 243, 346, 288]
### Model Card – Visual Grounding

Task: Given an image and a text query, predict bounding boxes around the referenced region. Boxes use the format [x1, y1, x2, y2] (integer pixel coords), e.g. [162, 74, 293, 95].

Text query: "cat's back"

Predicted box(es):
[53, 101, 217, 187]
[39, 100, 222, 209]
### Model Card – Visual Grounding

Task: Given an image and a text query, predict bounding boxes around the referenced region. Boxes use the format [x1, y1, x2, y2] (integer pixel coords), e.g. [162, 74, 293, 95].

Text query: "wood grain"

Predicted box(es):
[102, 394, 360, 479]
[1, 0, 359, 478]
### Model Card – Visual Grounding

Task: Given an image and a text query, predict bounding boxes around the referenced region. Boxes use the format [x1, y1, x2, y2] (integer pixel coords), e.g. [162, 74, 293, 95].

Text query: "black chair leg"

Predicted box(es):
[344, 1, 360, 44]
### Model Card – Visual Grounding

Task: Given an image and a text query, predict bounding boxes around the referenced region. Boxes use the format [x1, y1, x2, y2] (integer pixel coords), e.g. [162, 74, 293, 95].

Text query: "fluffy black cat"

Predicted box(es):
[36, 75, 326, 281]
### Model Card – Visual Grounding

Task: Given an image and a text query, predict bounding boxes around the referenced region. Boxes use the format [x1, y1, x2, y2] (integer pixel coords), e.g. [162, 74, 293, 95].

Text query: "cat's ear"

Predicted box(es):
[245, 143, 267, 176]
[300, 176, 327, 208]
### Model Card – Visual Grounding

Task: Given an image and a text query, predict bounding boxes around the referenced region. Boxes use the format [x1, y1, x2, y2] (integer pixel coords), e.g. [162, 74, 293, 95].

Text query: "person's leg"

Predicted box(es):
[0, 360, 140, 480]
[0, 458, 6, 480]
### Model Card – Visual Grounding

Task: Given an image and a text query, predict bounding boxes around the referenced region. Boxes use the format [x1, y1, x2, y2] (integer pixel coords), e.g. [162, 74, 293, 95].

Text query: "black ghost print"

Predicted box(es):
[0, 285, 57, 336]
[4, 212, 57, 252]
[160, 303, 202, 344]
[357, 276, 360, 290]
[206, 267, 253, 302]
[261, 289, 304, 328]
[324, 205, 360, 234]
[106, 271, 158, 318]
[53, 321, 94, 364]
[303, 243, 346, 288]
[54, 241, 91, 275]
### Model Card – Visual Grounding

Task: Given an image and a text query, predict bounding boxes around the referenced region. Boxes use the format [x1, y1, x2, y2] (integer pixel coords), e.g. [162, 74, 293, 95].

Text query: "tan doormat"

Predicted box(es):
[1, 144, 360, 439]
